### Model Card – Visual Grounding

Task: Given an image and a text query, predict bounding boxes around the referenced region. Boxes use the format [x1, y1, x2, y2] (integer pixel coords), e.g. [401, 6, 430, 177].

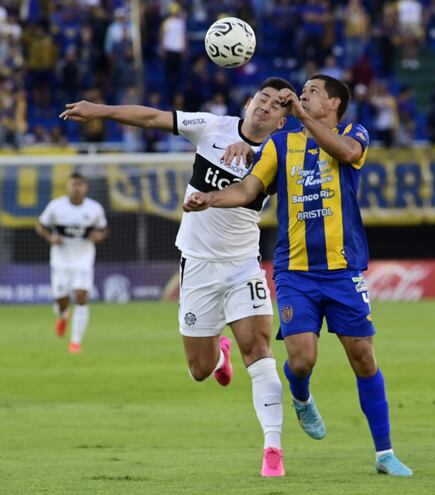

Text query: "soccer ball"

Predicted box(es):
[204, 17, 256, 68]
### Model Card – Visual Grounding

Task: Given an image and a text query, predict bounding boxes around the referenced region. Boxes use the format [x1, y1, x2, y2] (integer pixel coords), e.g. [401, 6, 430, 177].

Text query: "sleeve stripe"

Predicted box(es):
[172, 111, 178, 135]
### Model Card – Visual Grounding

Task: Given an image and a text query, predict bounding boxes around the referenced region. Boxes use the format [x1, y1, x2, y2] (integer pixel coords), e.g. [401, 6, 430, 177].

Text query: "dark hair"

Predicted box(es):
[259, 77, 296, 94]
[69, 172, 86, 182]
[308, 74, 351, 120]
[258, 77, 296, 115]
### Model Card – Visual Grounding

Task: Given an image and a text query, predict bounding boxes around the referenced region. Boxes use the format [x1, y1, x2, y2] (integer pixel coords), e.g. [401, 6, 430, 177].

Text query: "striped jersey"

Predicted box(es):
[250, 123, 370, 273]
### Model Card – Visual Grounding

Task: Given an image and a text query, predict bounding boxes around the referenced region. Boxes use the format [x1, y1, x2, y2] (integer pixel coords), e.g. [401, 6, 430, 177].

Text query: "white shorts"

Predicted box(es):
[179, 257, 273, 337]
[51, 266, 94, 299]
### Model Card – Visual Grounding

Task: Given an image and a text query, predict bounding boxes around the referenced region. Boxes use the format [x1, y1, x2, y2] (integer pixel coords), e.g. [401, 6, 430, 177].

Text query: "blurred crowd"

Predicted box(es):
[0, 0, 435, 150]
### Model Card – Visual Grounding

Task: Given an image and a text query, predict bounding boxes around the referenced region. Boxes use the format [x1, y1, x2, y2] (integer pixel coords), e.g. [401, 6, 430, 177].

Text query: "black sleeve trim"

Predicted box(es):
[173, 111, 179, 135]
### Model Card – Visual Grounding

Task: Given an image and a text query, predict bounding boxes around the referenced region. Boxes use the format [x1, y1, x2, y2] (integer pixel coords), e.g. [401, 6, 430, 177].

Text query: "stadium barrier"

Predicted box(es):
[0, 149, 434, 303]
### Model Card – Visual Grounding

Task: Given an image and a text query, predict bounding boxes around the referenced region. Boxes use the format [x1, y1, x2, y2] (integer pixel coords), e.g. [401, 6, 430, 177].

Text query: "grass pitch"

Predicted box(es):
[0, 301, 434, 494]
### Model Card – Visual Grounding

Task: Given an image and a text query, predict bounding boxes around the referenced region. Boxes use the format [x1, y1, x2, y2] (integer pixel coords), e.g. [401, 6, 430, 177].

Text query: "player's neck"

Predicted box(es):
[69, 197, 84, 206]
[240, 121, 271, 144]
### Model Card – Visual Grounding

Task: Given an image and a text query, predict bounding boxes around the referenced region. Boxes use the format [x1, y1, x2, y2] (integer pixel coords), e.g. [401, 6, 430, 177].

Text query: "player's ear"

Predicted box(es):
[277, 116, 287, 130]
[330, 97, 341, 115]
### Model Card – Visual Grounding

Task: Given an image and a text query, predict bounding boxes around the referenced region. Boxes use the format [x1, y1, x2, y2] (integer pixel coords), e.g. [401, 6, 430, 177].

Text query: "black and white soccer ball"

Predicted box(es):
[204, 17, 256, 68]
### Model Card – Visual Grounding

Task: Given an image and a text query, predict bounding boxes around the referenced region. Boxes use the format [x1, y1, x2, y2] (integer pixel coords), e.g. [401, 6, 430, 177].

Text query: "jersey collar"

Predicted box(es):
[238, 119, 264, 147]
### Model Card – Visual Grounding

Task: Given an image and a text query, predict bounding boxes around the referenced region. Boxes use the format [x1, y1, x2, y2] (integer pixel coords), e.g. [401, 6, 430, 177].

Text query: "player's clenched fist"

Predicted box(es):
[182, 192, 212, 212]
[59, 101, 101, 122]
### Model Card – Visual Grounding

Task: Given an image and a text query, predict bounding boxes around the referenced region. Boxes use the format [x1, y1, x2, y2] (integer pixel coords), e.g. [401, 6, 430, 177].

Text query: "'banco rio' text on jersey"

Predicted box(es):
[174, 111, 269, 261]
[250, 123, 370, 273]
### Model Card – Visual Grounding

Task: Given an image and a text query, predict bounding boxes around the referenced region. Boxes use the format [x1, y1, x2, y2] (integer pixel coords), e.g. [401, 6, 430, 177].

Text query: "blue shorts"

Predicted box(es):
[275, 270, 376, 339]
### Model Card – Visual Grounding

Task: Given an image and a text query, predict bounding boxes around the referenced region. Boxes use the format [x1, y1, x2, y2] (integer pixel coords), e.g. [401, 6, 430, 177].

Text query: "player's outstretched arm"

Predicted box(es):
[183, 175, 264, 212]
[59, 101, 174, 131]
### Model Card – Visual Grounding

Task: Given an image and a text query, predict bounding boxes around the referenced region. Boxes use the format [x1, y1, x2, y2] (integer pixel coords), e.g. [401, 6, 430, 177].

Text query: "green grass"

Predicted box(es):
[0, 301, 434, 494]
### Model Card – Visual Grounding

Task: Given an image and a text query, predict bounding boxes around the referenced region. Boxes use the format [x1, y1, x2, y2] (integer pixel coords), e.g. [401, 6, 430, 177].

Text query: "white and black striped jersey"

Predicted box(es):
[39, 196, 107, 269]
[174, 111, 268, 261]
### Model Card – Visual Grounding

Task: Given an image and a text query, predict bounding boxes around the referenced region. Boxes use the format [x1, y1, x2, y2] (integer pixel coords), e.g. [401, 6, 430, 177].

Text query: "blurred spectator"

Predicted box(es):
[110, 33, 138, 102]
[351, 54, 375, 88]
[396, 85, 418, 146]
[374, 2, 399, 78]
[23, 21, 58, 111]
[320, 54, 344, 80]
[369, 80, 399, 148]
[294, 59, 319, 92]
[159, 2, 187, 103]
[104, 7, 133, 58]
[343, 0, 369, 68]
[298, 0, 332, 65]
[343, 84, 373, 133]
[427, 93, 435, 144]
[0, 78, 26, 147]
[397, 0, 424, 69]
[183, 55, 210, 112]
[56, 45, 82, 102]
[202, 92, 228, 116]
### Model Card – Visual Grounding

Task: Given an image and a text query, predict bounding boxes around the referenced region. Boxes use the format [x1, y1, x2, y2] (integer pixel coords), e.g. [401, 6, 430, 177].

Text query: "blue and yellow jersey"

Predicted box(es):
[250, 123, 370, 273]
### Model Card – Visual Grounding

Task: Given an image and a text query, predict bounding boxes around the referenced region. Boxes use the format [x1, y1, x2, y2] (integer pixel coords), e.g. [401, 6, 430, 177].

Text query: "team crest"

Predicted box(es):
[280, 305, 293, 323]
[184, 312, 197, 326]
[352, 275, 368, 293]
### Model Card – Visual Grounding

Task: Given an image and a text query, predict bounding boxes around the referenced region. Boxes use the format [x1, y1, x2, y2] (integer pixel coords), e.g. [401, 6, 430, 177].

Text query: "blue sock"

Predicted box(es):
[357, 368, 391, 452]
[283, 361, 311, 402]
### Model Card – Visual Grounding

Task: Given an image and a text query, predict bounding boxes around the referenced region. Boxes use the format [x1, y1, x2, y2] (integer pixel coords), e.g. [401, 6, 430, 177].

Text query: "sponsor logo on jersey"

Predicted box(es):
[352, 275, 368, 293]
[183, 118, 206, 126]
[280, 305, 293, 323]
[297, 208, 332, 221]
[308, 148, 319, 155]
[212, 143, 226, 150]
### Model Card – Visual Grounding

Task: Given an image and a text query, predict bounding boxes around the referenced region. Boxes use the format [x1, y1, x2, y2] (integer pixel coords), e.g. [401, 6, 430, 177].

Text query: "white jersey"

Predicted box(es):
[39, 196, 107, 270]
[174, 111, 268, 261]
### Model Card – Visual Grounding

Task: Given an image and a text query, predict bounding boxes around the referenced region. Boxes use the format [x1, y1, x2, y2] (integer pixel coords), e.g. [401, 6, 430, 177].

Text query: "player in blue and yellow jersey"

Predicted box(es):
[183, 74, 412, 477]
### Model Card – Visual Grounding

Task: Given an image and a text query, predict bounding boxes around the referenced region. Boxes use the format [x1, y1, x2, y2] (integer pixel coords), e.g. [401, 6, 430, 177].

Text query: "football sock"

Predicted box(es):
[247, 358, 283, 449]
[357, 368, 392, 452]
[212, 349, 225, 373]
[376, 449, 394, 460]
[71, 304, 89, 345]
[283, 360, 311, 402]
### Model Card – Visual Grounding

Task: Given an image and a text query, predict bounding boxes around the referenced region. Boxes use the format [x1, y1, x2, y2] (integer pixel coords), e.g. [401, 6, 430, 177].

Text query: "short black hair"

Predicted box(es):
[258, 77, 296, 114]
[308, 74, 351, 120]
[259, 77, 296, 94]
[69, 172, 86, 182]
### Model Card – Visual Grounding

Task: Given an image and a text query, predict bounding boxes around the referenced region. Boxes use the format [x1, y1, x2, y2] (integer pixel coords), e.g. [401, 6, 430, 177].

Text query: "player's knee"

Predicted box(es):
[351, 350, 377, 377]
[289, 355, 316, 376]
[239, 341, 272, 365]
[188, 363, 213, 381]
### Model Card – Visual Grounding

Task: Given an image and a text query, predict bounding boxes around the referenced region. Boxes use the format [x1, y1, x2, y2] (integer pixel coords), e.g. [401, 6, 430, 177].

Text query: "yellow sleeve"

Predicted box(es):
[250, 139, 278, 190]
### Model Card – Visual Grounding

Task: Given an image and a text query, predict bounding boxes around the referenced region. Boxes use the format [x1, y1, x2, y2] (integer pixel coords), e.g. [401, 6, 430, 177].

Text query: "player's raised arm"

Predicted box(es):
[59, 101, 174, 132]
[278, 80, 364, 164]
[183, 175, 264, 212]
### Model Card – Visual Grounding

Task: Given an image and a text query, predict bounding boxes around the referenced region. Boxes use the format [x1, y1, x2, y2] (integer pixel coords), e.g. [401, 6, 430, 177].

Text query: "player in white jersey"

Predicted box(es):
[59, 78, 295, 476]
[36, 172, 108, 353]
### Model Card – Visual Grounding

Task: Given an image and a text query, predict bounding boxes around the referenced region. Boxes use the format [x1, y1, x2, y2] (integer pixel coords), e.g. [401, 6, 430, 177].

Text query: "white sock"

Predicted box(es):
[376, 449, 393, 460]
[212, 350, 225, 373]
[71, 304, 89, 345]
[293, 395, 312, 406]
[247, 357, 283, 450]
